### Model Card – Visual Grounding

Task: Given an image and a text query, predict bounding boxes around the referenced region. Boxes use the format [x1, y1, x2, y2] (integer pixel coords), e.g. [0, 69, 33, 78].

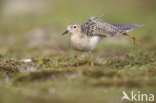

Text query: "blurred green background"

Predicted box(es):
[0, 0, 156, 103]
[0, 0, 155, 58]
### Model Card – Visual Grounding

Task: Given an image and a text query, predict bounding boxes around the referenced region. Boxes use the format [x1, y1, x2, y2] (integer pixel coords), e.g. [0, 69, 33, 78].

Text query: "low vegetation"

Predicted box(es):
[0, 0, 156, 103]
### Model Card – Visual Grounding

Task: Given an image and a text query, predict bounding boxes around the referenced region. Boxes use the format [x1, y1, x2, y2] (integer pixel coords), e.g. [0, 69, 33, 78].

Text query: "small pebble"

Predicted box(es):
[22, 59, 32, 62]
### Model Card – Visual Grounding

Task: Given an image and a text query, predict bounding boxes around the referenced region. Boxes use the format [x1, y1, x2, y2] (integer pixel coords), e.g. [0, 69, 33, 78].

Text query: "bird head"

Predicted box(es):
[62, 23, 81, 35]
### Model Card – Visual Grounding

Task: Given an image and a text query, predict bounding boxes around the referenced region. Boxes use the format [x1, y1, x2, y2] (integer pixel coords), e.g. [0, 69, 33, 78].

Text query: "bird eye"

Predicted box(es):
[73, 26, 76, 28]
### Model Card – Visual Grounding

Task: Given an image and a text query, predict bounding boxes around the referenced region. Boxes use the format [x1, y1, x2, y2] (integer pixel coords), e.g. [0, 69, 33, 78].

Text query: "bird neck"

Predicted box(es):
[71, 33, 81, 40]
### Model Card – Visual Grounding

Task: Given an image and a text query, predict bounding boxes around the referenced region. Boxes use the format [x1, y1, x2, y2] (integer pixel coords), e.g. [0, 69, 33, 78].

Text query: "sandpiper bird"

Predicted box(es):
[62, 13, 144, 67]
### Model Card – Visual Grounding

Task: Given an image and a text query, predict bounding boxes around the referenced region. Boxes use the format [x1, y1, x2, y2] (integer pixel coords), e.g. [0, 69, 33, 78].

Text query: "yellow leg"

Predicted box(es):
[123, 33, 141, 47]
[88, 52, 94, 68]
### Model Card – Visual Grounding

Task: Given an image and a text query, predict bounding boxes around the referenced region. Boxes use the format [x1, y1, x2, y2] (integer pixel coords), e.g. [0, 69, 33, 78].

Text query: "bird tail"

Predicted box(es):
[119, 24, 144, 34]
[110, 24, 144, 35]
[121, 24, 144, 33]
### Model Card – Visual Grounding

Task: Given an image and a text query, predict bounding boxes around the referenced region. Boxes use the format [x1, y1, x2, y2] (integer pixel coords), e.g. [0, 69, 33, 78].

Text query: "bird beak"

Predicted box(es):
[62, 30, 68, 35]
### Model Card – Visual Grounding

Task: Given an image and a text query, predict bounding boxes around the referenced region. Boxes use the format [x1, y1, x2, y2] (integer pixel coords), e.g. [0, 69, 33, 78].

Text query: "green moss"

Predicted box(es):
[0, 60, 20, 76]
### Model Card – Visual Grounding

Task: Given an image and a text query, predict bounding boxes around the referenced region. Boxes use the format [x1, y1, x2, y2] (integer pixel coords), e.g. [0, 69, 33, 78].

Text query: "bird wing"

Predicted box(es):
[81, 14, 144, 37]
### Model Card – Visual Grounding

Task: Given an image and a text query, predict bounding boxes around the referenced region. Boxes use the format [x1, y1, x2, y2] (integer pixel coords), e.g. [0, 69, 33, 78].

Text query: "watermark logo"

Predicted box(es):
[121, 91, 154, 101]
[121, 91, 131, 101]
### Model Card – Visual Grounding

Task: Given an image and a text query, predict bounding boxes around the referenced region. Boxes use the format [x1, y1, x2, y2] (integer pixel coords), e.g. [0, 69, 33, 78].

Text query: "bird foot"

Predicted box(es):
[124, 33, 141, 47]
[131, 36, 141, 47]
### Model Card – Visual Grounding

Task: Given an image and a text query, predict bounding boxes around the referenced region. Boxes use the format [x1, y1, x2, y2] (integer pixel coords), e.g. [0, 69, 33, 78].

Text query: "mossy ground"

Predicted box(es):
[0, 0, 156, 103]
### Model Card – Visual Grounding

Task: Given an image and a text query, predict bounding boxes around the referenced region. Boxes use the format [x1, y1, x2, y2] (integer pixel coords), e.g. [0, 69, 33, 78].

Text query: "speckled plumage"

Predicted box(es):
[81, 15, 144, 37]
[62, 13, 144, 67]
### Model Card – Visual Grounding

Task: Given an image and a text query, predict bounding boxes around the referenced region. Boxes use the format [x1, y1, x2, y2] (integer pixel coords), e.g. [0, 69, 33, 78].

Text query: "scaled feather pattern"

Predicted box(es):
[81, 14, 144, 36]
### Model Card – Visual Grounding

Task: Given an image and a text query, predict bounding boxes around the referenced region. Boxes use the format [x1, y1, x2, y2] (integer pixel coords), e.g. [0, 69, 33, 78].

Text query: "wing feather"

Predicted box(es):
[81, 14, 144, 37]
